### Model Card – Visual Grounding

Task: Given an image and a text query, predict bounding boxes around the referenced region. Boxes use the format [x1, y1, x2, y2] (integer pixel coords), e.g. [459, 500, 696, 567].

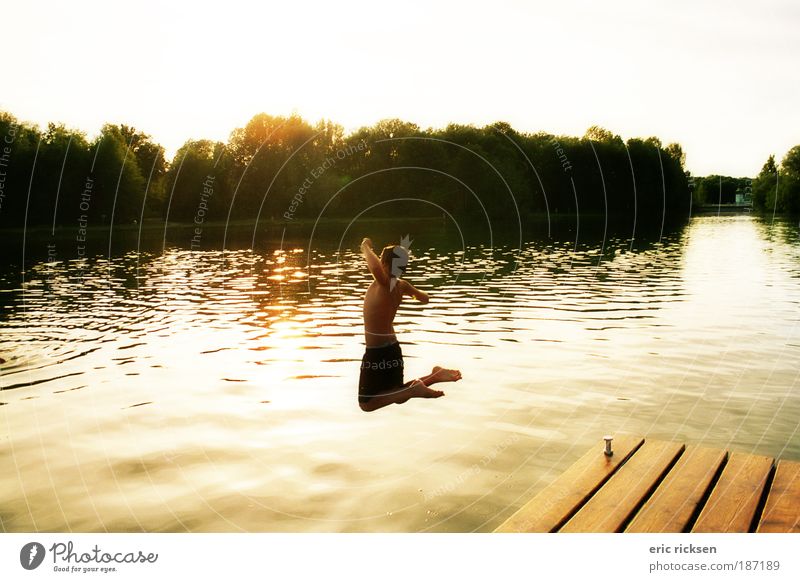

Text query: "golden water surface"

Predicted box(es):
[1, 215, 799, 532]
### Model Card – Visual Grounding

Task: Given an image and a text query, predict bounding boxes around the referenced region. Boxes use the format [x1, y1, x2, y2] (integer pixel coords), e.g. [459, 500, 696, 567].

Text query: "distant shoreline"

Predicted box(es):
[0, 215, 448, 236]
[692, 204, 754, 215]
[2, 210, 791, 238]
[0, 213, 598, 236]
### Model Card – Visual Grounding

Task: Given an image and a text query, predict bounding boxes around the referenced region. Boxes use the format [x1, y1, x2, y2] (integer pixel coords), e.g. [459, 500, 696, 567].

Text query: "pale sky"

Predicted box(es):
[2, 0, 798, 176]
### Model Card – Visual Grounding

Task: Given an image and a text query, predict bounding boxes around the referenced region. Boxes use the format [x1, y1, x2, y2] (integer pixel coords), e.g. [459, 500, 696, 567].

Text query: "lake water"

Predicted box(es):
[1, 214, 799, 532]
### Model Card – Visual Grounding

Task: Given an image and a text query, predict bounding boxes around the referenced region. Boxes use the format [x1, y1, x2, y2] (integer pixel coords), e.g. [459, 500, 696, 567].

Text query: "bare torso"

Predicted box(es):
[363, 279, 403, 347]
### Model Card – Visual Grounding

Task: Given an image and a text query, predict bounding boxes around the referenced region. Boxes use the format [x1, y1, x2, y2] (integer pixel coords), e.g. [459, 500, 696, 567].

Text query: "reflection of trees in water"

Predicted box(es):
[7, 216, 691, 307]
[751, 215, 800, 246]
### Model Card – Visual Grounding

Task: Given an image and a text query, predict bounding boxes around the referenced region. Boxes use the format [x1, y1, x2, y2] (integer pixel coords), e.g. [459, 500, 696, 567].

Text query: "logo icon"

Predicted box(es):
[389, 234, 412, 291]
[20, 542, 46, 570]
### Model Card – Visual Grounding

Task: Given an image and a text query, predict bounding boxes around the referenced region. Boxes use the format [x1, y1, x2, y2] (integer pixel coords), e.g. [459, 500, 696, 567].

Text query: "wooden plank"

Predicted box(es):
[626, 446, 726, 532]
[495, 435, 644, 532]
[560, 439, 684, 533]
[757, 460, 800, 533]
[692, 452, 773, 533]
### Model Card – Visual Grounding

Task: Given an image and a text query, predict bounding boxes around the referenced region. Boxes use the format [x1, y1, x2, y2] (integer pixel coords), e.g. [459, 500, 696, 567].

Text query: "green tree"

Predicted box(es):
[37, 123, 92, 226]
[226, 113, 317, 219]
[91, 124, 147, 225]
[779, 146, 800, 213]
[781, 146, 800, 178]
[164, 139, 227, 222]
[114, 125, 168, 217]
[0, 112, 43, 228]
[752, 155, 778, 211]
[584, 125, 623, 145]
[665, 143, 686, 170]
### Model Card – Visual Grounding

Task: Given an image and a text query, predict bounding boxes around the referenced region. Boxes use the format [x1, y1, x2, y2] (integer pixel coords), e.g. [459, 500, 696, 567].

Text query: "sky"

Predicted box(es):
[2, 0, 798, 176]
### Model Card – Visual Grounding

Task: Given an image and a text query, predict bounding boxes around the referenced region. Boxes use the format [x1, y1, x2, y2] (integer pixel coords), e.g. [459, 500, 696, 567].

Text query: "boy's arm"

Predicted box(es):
[361, 238, 390, 287]
[399, 279, 429, 304]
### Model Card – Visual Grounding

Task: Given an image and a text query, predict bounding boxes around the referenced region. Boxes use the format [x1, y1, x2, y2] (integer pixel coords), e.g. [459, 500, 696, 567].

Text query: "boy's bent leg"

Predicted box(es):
[359, 380, 444, 412]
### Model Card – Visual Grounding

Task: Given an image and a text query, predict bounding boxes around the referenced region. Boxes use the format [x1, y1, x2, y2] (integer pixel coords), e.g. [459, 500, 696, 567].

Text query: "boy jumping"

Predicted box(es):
[358, 237, 462, 412]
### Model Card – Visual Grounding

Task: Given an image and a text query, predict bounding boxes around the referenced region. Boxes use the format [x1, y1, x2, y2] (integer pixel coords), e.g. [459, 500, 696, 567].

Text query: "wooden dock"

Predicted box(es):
[496, 435, 800, 533]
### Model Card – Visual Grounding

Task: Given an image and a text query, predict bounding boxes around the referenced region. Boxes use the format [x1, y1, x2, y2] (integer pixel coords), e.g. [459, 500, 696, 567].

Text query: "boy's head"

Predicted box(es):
[380, 244, 409, 279]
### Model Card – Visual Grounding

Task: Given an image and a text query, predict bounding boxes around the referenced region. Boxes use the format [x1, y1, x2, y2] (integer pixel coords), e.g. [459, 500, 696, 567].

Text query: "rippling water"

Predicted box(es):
[1, 215, 799, 532]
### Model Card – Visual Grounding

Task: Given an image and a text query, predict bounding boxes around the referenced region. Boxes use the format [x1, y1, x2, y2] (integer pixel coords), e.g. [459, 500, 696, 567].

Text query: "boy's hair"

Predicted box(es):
[380, 245, 399, 270]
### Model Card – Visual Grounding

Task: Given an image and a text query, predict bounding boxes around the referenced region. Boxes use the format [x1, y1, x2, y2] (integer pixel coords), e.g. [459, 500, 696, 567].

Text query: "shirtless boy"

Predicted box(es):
[358, 237, 462, 412]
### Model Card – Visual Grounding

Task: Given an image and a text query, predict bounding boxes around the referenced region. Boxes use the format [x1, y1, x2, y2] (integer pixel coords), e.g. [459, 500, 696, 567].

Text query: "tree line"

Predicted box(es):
[751, 148, 800, 214]
[691, 175, 751, 206]
[1, 110, 707, 230]
[688, 148, 800, 213]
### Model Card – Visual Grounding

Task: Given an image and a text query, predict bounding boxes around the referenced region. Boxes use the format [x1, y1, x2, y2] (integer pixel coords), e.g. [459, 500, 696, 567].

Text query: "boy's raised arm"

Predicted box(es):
[361, 238, 390, 287]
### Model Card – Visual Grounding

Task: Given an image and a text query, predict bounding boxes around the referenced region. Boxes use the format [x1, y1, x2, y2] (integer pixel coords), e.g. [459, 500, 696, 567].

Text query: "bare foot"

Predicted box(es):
[426, 366, 462, 385]
[407, 379, 445, 399]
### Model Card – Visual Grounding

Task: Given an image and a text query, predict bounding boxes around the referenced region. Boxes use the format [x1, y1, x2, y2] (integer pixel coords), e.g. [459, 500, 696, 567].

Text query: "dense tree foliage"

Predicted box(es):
[1, 110, 702, 230]
[0, 112, 166, 228]
[753, 148, 800, 214]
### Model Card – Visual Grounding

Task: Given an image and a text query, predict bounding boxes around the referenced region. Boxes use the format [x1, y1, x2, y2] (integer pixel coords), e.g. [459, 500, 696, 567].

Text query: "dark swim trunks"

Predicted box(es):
[358, 341, 409, 404]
